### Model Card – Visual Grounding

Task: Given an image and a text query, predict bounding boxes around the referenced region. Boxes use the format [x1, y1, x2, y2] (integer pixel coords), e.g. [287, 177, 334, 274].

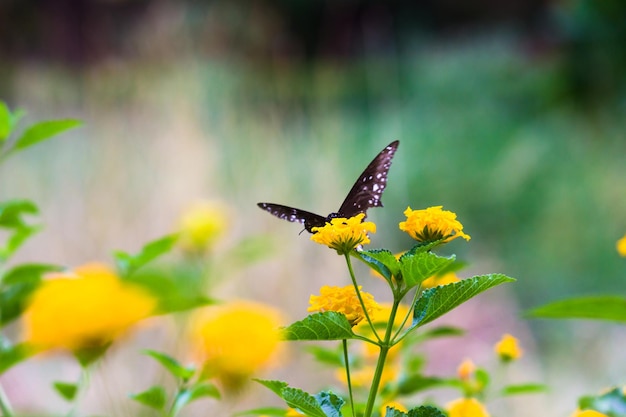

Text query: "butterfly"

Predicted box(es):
[257, 140, 399, 233]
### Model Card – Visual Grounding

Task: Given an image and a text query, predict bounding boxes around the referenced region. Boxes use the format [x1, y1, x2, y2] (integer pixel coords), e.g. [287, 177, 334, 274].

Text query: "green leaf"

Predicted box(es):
[399, 251, 455, 288]
[0, 343, 34, 374]
[171, 381, 221, 413]
[0, 225, 42, 262]
[501, 383, 548, 396]
[283, 312, 356, 341]
[255, 379, 289, 397]
[13, 119, 81, 152]
[355, 249, 400, 282]
[114, 234, 178, 277]
[0, 102, 11, 141]
[0, 199, 39, 229]
[305, 345, 344, 368]
[234, 407, 289, 417]
[579, 387, 626, 417]
[407, 406, 446, 417]
[143, 349, 195, 381]
[475, 368, 490, 390]
[0, 263, 62, 326]
[314, 391, 344, 417]
[412, 274, 515, 329]
[396, 375, 451, 395]
[130, 385, 167, 410]
[53, 381, 78, 401]
[527, 296, 626, 323]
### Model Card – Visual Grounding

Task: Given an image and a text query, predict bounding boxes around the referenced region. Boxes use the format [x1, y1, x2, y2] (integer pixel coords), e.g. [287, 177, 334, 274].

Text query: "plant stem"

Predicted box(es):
[0, 383, 14, 417]
[342, 339, 356, 417]
[344, 254, 381, 343]
[363, 298, 401, 417]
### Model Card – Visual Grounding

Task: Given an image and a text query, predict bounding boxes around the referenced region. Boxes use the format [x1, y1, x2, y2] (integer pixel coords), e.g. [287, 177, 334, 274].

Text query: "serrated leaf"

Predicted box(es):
[527, 296, 626, 323]
[412, 274, 515, 329]
[0, 263, 61, 326]
[13, 119, 81, 151]
[579, 387, 626, 417]
[143, 349, 195, 381]
[314, 391, 344, 417]
[130, 385, 167, 410]
[53, 381, 78, 401]
[407, 406, 446, 417]
[501, 383, 548, 396]
[355, 249, 400, 282]
[0, 200, 39, 229]
[0, 343, 33, 374]
[255, 379, 289, 397]
[399, 252, 455, 288]
[234, 407, 289, 417]
[283, 312, 356, 341]
[114, 234, 178, 277]
[281, 387, 330, 417]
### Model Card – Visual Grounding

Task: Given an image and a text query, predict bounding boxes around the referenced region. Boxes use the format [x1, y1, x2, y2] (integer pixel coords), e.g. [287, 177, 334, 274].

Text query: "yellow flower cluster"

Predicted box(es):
[617, 234, 626, 257]
[446, 397, 490, 417]
[23, 263, 156, 352]
[178, 200, 230, 252]
[310, 213, 376, 254]
[399, 206, 470, 243]
[494, 333, 523, 362]
[308, 285, 379, 326]
[189, 301, 284, 390]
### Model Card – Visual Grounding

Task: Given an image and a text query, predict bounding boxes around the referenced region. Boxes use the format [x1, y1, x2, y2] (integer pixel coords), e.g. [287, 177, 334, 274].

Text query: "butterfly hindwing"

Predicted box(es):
[337, 140, 399, 218]
[256, 203, 327, 232]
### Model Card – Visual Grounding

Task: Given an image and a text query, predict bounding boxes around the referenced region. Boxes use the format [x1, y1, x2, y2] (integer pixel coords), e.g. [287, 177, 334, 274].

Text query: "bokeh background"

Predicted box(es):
[1, 0, 626, 415]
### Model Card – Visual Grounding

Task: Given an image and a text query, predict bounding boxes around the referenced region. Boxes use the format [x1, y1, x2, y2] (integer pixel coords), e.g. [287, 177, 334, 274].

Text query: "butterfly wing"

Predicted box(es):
[257, 203, 328, 232]
[337, 140, 399, 218]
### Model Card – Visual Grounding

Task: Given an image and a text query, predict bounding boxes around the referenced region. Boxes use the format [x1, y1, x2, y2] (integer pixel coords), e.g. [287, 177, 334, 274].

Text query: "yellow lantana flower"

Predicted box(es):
[23, 263, 156, 352]
[617, 234, 626, 257]
[571, 410, 610, 417]
[310, 213, 376, 255]
[422, 271, 460, 289]
[446, 397, 490, 417]
[494, 333, 523, 362]
[399, 206, 470, 243]
[190, 301, 285, 390]
[308, 285, 379, 326]
[178, 200, 230, 252]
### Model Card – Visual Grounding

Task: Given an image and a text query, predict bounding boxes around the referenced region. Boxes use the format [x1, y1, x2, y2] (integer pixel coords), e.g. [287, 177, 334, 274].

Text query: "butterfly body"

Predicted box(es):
[257, 140, 399, 233]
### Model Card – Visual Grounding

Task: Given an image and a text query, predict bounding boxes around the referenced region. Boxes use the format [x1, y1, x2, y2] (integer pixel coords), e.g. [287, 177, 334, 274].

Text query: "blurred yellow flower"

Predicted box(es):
[494, 333, 523, 362]
[457, 358, 476, 381]
[422, 271, 460, 289]
[570, 410, 610, 417]
[446, 397, 490, 417]
[286, 408, 305, 416]
[178, 200, 230, 252]
[310, 213, 376, 255]
[617, 234, 626, 257]
[308, 285, 379, 326]
[335, 362, 400, 390]
[190, 301, 284, 390]
[380, 401, 408, 415]
[399, 206, 470, 243]
[23, 263, 156, 352]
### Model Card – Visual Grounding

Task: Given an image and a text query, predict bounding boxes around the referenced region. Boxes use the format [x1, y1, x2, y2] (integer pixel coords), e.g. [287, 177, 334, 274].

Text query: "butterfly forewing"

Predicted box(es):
[257, 140, 399, 233]
[337, 140, 399, 218]
[256, 203, 327, 232]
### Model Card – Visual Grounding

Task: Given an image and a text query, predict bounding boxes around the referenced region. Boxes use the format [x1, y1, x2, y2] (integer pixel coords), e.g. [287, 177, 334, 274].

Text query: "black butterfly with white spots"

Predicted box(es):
[257, 140, 399, 233]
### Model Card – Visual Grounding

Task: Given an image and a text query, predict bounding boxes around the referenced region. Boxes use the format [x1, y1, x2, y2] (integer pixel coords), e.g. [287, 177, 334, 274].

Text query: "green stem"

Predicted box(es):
[342, 339, 356, 417]
[363, 298, 401, 417]
[391, 286, 421, 343]
[0, 383, 14, 417]
[344, 253, 380, 343]
[66, 366, 91, 417]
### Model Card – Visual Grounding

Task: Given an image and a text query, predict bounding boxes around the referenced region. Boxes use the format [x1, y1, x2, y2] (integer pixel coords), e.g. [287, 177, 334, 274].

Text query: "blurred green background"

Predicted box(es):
[1, 0, 626, 415]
